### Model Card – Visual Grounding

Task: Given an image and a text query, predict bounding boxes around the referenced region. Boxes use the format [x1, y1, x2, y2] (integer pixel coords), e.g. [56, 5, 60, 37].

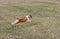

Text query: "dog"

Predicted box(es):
[11, 15, 32, 25]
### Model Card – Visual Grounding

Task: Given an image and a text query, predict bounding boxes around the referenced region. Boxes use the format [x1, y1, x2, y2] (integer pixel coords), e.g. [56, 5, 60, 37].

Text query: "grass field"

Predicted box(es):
[0, 0, 60, 39]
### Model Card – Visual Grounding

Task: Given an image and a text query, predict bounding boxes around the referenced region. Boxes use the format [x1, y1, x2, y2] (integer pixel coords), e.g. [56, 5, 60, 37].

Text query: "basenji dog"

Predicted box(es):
[11, 15, 32, 25]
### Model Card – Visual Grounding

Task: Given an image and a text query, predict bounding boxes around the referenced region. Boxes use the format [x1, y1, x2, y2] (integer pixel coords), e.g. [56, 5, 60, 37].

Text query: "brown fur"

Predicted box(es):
[15, 17, 28, 24]
[12, 15, 32, 24]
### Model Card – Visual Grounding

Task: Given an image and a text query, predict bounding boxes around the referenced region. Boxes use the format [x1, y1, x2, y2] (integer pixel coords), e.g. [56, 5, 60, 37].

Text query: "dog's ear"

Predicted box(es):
[29, 14, 32, 18]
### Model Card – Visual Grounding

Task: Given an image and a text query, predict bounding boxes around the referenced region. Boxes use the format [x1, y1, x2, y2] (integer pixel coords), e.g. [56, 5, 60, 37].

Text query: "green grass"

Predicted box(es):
[0, 0, 60, 39]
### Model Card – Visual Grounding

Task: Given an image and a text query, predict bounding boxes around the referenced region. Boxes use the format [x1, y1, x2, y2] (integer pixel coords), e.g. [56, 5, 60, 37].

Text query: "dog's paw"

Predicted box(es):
[27, 20, 32, 22]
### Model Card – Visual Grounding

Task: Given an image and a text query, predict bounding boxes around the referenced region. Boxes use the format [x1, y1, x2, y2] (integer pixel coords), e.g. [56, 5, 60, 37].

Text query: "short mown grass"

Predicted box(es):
[0, 0, 60, 39]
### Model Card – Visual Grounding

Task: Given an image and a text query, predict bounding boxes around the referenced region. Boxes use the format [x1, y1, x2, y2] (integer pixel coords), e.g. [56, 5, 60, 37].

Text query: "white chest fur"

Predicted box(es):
[26, 16, 32, 22]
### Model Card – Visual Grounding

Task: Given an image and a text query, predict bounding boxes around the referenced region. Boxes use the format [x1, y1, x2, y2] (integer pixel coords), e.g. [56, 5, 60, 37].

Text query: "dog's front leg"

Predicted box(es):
[27, 20, 32, 22]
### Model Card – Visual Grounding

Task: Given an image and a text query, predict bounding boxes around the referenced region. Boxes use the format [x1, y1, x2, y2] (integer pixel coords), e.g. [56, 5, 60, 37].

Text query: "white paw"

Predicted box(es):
[11, 22, 16, 25]
[28, 20, 32, 22]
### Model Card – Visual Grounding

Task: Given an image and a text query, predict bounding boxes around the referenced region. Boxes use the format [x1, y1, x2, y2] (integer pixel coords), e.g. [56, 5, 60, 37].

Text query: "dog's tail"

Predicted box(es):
[11, 17, 20, 25]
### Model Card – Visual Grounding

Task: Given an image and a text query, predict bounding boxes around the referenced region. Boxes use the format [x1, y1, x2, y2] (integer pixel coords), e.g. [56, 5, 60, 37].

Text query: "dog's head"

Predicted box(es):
[28, 15, 32, 18]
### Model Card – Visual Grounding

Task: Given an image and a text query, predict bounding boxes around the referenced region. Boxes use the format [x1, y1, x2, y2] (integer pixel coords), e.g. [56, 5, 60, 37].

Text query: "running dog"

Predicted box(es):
[11, 15, 32, 25]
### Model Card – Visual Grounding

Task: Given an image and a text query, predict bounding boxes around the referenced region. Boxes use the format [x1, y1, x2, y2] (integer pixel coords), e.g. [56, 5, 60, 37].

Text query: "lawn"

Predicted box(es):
[0, 0, 60, 39]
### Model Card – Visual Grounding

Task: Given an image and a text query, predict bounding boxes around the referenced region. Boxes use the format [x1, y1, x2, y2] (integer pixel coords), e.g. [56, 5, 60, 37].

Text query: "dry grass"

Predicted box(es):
[0, 0, 60, 39]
